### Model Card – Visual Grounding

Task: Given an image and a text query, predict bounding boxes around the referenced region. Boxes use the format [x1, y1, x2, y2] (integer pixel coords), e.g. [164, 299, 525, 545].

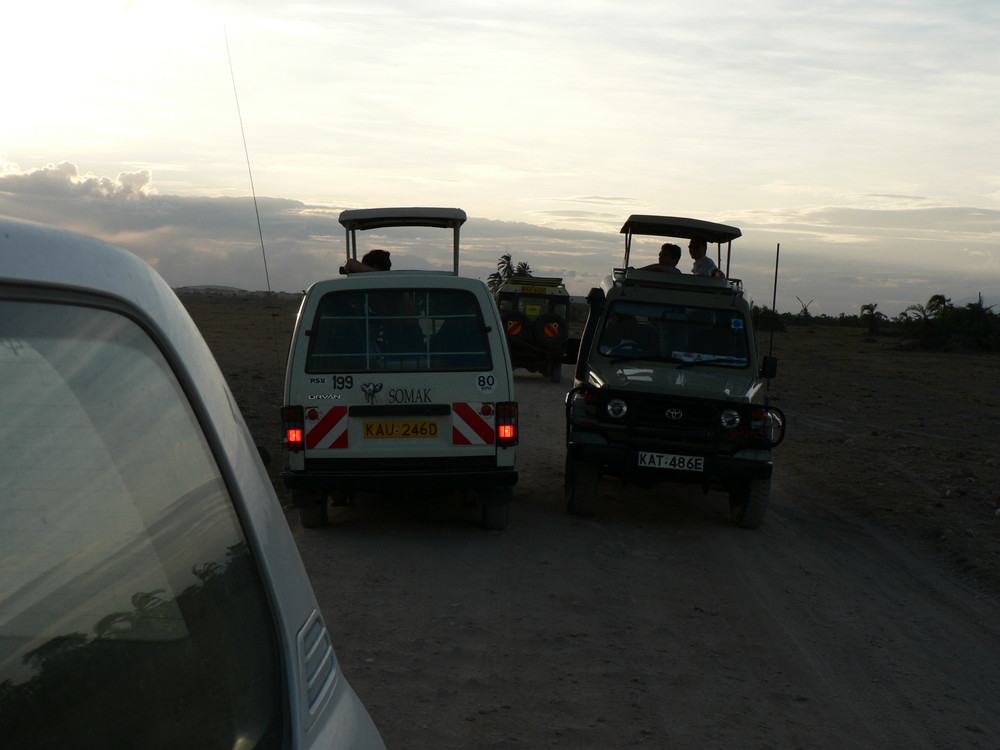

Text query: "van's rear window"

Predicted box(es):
[306, 288, 493, 373]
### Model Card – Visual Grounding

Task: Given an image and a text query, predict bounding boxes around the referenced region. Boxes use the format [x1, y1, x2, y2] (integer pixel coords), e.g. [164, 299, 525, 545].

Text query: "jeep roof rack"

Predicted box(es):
[339, 207, 467, 275]
[619, 214, 741, 276]
[504, 275, 565, 288]
[612, 267, 743, 296]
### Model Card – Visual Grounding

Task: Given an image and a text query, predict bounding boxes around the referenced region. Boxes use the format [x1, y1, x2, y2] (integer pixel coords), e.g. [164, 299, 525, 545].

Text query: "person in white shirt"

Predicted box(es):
[688, 237, 720, 277]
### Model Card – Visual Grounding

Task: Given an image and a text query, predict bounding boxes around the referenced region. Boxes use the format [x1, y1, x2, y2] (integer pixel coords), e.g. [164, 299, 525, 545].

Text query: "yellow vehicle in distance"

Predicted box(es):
[496, 275, 571, 383]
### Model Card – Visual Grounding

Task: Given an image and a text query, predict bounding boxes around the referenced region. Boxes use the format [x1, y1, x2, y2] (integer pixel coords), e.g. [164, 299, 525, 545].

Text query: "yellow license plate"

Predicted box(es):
[363, 420, 439, 439]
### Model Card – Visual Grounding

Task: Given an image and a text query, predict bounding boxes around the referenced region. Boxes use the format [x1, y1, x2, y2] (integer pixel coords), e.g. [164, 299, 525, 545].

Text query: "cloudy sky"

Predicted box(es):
[3, 0, 999, 316]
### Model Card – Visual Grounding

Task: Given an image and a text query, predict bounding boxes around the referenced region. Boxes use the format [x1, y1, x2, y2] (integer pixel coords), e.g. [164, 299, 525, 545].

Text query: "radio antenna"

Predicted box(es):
[225, 27, 272, 294]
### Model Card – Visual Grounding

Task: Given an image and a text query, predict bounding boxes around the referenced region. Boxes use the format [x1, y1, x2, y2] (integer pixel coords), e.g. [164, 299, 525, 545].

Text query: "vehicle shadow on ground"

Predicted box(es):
[577, 479, 735, 529]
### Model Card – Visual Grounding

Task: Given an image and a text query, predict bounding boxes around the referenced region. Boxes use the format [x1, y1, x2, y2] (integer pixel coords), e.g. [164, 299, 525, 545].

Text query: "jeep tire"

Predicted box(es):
[565, 453, 600, 515]
[532, 312, 569, 349]
[728, 478, 770, 529]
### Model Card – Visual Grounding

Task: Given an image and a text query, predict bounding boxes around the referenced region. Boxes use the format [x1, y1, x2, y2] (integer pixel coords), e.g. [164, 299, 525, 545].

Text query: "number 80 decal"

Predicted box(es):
[477, 373, 496, 392]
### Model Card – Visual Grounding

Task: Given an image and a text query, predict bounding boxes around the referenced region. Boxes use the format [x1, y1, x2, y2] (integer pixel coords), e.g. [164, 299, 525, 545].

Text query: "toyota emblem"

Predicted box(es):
[666, 408, 683, 420]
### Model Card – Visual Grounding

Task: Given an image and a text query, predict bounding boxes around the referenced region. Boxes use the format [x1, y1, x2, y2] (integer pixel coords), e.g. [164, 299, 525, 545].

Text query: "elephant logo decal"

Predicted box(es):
[361, 382, 383, 404]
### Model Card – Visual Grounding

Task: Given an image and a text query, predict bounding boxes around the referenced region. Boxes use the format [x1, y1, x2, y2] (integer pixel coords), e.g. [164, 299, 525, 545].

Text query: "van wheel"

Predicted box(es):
[479, 486, 512, 530]
[548, 362, 562, 383]
[296, 490, 329, 528]
[565, 455, 600, 515]
[728, 479, 769, 529]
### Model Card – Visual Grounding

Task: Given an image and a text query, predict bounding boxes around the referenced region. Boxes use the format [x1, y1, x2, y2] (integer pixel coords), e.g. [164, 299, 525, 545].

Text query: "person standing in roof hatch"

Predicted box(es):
[640, 243, 682, 273]
[342, 248, 391, 274]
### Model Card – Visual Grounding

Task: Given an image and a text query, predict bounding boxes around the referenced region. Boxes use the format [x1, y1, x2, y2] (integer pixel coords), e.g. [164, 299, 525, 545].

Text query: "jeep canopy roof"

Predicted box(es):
[339, 207, 467, 231]
[620, 214, 742, 274]
[620, 215, 741, 243]
[339, 207, 468, 275]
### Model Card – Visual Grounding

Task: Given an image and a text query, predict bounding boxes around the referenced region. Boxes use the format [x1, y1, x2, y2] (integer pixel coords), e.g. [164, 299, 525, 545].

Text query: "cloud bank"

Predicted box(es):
[2, 162, 998, 317]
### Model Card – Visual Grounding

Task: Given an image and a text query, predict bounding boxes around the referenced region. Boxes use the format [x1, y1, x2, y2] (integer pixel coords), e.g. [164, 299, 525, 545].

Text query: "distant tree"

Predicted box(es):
[926, 294, 952, 318]
[901, 304, 927, 342]
[860, 303, 887, 335]
[751, 304, 786, 332]
[488, 253, 532, 294]
[795, 296, 814, 320]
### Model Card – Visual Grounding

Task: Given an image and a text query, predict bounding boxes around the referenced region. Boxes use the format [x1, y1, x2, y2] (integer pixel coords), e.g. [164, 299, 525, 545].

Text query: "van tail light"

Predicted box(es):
[282, 405, 305, 451]
[496, 402, 518, 446]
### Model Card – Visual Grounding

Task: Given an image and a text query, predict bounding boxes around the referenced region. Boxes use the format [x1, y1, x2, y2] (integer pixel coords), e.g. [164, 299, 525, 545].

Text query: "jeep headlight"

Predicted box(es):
[606, 398, 628, 419]
[720, 408, 740, 429]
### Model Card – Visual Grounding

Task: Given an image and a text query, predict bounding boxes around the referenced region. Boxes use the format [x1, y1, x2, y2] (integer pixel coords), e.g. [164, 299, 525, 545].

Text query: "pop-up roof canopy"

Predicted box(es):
[339, 207, 467, 231]
[338, 207, 467, 274]
[620, 215, 741, 243]
[619, 215, 742, 273]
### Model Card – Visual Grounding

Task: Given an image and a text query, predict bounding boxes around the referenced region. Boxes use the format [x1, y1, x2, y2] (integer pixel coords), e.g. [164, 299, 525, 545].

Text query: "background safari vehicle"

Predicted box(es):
[496, 275, 570, 382]
[281, 207, 518, 531]
[565, 215, 785, 528]
[0, 217, 384, 749]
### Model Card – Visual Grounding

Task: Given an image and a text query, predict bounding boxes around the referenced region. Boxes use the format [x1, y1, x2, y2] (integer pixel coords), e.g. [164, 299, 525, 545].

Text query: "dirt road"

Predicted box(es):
[182, 293, 1000, 749]
[289, 373, 1000, 749]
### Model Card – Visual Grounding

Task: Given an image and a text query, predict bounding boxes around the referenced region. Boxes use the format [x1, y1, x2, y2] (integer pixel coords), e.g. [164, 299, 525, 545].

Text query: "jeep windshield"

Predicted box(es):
[597, 300, 750, 368]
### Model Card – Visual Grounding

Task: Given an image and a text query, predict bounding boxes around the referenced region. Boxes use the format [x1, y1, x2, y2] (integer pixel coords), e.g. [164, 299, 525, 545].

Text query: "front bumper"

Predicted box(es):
[565, 385, 781, 487]
[567, 439, 772, 485]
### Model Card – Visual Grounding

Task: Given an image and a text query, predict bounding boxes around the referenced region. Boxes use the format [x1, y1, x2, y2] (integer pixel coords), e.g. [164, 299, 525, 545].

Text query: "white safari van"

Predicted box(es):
[0, 216, 385, 749]
[281, 208, 518, 530]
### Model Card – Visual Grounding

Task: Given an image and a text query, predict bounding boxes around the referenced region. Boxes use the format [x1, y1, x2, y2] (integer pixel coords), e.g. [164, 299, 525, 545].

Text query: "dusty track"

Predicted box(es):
[184, 292, 1000, 749]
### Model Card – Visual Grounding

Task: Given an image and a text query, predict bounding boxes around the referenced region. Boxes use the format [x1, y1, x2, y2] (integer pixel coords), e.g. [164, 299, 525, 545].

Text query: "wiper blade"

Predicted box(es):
[609, 354, 676, 365]
[676, 356, 748, 369]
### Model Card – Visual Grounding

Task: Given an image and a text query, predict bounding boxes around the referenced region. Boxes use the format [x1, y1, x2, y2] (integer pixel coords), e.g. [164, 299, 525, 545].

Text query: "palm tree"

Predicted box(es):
[488, 253, 531, 294]
[860, 303, 887, 335]
[926, 294, 951, 318]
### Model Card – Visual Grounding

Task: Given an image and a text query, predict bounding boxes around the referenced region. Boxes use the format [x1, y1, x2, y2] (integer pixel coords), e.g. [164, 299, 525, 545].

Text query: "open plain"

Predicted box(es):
[183, 291, 1000, 749]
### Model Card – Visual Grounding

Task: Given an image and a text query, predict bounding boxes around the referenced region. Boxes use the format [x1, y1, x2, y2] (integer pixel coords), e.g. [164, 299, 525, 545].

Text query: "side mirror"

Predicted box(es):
[760, 355, 778, 380]
[564, 337, 581, 364]
[585, 287, 605, 308]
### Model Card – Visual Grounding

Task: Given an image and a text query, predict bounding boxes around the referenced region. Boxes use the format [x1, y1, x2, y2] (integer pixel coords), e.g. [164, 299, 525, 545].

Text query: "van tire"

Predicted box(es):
[565, 454, 600, 515]
[728, 478, 769, 529]
[479, 486, 512, 530]
[548, 362, 562, 383]
[297, 490, 329, 528]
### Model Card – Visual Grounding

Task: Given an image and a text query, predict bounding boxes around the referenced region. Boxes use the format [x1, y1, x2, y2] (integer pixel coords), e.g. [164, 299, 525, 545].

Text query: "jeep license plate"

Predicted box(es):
[364, 420, 439, 439]
[638, 452, 704, 471]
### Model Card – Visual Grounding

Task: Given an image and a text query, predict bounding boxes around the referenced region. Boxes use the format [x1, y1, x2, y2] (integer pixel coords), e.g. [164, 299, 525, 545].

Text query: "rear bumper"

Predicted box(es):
[283, 465, 517, 496]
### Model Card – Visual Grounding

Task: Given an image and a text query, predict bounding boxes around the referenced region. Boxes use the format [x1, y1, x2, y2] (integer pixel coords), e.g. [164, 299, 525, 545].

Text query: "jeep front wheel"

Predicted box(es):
[728, 479, 770, 529]
[565, 454, 600, 515]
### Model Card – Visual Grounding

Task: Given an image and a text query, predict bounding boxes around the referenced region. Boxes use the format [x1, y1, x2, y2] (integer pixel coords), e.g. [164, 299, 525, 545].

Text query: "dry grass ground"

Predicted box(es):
[180, 290, 1000, 748]
[180, 291, 1000, 592]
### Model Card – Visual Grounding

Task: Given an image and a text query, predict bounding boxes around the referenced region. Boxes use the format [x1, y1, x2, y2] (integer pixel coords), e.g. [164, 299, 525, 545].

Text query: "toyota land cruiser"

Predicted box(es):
[564, 215, 785, 528]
